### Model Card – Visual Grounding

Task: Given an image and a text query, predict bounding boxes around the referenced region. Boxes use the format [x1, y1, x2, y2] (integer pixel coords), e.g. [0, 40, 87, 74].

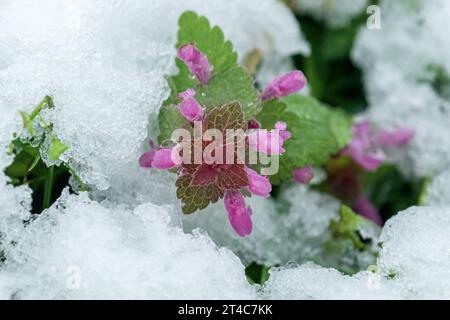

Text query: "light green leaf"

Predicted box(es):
[48, 138, 69, 161]
[195, 67, 259, 120]
[157, 104, 192, 144]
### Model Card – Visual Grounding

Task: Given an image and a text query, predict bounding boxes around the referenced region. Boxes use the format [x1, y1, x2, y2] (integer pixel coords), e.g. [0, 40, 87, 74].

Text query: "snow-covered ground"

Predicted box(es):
[1, 0, 450, 299]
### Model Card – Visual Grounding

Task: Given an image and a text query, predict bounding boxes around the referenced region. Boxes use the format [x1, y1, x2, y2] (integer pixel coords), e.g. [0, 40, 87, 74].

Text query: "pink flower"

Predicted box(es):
[343, 121, 415, 172]
[248, 122, 291, 155]
[342, 121, 386, 171]
[374, 128, 415, 146]
[139, 149, 157, 168]
[224, 191, 253, 237]
[151, 147, 182, 170]
[178, 88, 204, 122]
[248, 129, 284, 154]
[293, 166, 314, 185]
[245, 167, 271, 197]
[177, 44, 211, 85]
[260, 70, 307, 101]
[247, 119, 261, 129]
[353, 194, 382, 226]
[275, 121, 292, 141]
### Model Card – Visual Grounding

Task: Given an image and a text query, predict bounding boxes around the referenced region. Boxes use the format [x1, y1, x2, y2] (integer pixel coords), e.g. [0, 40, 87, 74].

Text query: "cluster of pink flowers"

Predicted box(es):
[140, 44, 307, 237]
[339, 120, 414, 225]
[343, 120, 415, 172]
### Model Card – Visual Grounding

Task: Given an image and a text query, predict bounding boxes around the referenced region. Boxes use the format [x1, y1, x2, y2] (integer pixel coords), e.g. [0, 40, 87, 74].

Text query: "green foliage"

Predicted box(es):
[330, 205, 369, 250]
[245, 263, 271, 285]
[195, 67, 259, 120]
[257, 94, 352, 184]
[158, 104, 191, 144]
[4, 97, 85, 213]
[363, 165, 425, 221]
[160, 11, 259, 143]
[293, 13, 369, 114]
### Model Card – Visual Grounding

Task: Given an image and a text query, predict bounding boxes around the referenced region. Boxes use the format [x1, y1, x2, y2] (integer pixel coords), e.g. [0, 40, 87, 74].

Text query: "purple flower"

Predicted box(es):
[224, 190, 253, 237]
[293, 166, 314, 185]
[245, 167, 271, 197]
[353, 194, 382, 226]
[343, 120, 415, 172]
[260, 70, 307, 101]
[139, 149, 157, 168]
[275, 121, 292, 141]
[247, 119, 261, 129]
[151, 147, 181, 170]
[374, 128, 415, 146]
[177, 44, 211, 85]
[178, 88, 204, 122]
[248, 122, 291, 155]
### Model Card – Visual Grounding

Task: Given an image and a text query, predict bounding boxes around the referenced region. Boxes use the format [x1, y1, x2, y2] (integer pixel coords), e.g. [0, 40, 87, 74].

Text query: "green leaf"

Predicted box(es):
[330, 205, 369, 250]
[19, 111, 35, 136]
[176, 174, 224, 214]
[177, 11, 237, 76]
[48, 138, 69, 161]
[157, 104, 192, 144]
[195, 67, 259, 120]
[256, 94, 352, 184]
[167, 11, 238, 98]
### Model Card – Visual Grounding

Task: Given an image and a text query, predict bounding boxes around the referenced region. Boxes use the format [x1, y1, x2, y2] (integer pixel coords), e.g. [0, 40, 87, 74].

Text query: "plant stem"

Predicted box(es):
[64, 162, 86, 192]
[30, 96, 53, 121]
[43, 166, 54, 210]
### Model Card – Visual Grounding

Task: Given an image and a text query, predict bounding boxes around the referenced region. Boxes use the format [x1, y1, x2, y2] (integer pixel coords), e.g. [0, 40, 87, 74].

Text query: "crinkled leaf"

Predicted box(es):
[48, 138, 69, 161]
[195, 67, 259, 120]
[176, 174, 224, 214]
[216, 165, 248, 190]
[203, 102, 246, 132]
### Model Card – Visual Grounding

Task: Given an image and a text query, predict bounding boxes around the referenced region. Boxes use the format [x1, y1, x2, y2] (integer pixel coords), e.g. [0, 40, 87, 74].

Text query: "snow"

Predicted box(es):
[427, 169, 450, 207]
[264, 206, 450, 299]
[293, 0, 369, 27]
[1, 0, 450, 300]
[0, 191, 256, 299]
[353, 0, 450, 177]
[0, 0, 308, 194]
[184, 185, 379, 271]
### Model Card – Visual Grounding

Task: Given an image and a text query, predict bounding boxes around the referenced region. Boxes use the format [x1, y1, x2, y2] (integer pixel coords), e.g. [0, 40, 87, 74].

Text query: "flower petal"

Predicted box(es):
[260, 70, 307, 100]
[224, 191, 253, 237]
[177, 44, 211, 85]
[151, 147, 181, 170]
[245, 167, 271, 197]
[178, 88, 204, 122]
[374, 128, 415, 146]
[293, 166, 314, 185]
[353, 194, 383, 226]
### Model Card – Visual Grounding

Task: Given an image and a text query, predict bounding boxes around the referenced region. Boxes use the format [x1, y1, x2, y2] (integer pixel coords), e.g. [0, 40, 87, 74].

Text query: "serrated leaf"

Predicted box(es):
[177, 11, 237, 76]
[256, 95, 352, 184]
[158, 104, 192, 144]
[48, 138, 69, 161]
[203, 102, 246, 132]
[216, 164, 248, 190]
[176, 174, 224, 214]
[195, 67, 259, 120]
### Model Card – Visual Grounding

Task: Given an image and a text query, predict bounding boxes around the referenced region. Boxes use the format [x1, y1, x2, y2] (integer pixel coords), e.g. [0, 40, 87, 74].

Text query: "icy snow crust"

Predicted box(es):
[1, 0, 449, 299]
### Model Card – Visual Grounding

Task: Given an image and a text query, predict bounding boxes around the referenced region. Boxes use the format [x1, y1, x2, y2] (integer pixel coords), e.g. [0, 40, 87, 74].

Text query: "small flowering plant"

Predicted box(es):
[140, 12, 354, 237]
